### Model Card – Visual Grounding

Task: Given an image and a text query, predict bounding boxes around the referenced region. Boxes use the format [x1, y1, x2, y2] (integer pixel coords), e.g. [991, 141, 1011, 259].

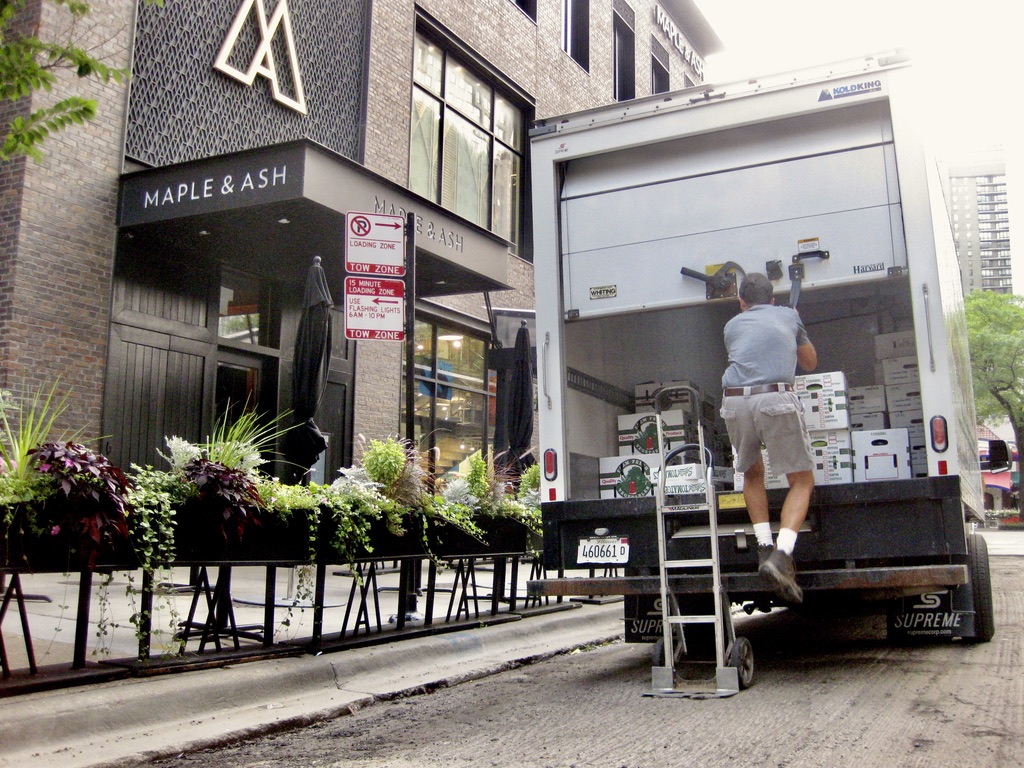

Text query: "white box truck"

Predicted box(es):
[526, 53, 1000, 644]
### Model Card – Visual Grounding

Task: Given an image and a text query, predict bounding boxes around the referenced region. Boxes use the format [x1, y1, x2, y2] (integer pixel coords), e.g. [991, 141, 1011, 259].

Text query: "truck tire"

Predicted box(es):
[965, 532, 995, 643]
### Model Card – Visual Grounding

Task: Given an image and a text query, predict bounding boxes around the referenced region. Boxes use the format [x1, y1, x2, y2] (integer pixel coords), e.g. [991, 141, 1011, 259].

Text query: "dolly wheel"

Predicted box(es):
[727, 636, 755, 689]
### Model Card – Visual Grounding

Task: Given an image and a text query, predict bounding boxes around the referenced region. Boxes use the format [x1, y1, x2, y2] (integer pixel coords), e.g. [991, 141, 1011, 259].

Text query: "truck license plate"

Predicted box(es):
[577, 537, 629, 564]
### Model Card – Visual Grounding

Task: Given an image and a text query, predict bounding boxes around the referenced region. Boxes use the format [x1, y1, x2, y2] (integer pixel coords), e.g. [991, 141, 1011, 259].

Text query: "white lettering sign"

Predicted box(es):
[654, 5, 705, 80]
[140, 165, 288, 209]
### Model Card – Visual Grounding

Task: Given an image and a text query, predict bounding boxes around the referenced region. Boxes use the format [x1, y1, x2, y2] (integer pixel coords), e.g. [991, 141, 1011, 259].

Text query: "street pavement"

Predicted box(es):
[1, 528, 1021, 768]
[0, 562, 623, 768]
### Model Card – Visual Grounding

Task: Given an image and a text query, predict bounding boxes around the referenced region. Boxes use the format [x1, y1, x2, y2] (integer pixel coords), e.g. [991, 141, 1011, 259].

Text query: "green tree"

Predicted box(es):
[0, 0, 162, 162]
[964, 290, 1024, 454]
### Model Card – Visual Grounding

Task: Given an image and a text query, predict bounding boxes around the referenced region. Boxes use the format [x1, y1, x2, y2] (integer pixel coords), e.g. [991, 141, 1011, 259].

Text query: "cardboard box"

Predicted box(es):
[849, 411, 887, 431]
[885, 385, 923, 413]
[598, 457, 719, 498]
[599, 456, 658, 499]
[808, 428, 854, 485]
[852, 429, 911, 482]
[874, 330, 916, 360]
[889, 408, 924, 431]
[882, 355, 920, 386]
[848, 385, 886, 414]
[617, 410, 689, 456]
[795, 371, 849, 430]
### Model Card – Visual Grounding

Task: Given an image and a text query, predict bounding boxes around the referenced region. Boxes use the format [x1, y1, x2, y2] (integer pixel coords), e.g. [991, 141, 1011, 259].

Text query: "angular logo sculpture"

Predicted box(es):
[215, 0, 308, 115]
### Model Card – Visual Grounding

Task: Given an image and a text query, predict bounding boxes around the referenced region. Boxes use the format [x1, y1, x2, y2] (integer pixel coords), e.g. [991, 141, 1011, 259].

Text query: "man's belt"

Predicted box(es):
[723, 383, 793, 397]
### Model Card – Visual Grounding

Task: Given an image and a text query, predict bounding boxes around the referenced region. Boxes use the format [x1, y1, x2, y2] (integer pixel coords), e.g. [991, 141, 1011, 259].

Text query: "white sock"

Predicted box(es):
[776, 527, 798, 556]
[753, 522, 774, 548]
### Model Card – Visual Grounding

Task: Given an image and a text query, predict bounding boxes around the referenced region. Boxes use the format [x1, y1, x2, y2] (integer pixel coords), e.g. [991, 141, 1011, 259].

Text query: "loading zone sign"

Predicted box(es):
[344, 277, 405, 341]
[345, 211, 406, 275]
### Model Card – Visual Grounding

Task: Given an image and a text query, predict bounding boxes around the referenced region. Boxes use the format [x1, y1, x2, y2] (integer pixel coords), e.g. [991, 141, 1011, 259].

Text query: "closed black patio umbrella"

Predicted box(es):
[504, 321, 535, 474]
[284, 255, 333, 482]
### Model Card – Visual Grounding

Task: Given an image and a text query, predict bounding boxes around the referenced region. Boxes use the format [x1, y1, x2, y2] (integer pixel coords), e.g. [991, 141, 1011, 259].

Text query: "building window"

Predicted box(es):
[652, 40, 670, 94]
[511, 0, 537, 20]
[218, 269, 278, 348]
[407, 318, 495, 484]
[613, 10, 635, 101]
[410, 34, 524, 251]
[562, 0, 590, 71]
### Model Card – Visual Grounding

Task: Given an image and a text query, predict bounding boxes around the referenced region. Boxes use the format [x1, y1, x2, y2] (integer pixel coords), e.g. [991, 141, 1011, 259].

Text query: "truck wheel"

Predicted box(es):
[965, 532, 995, 643]
[727, 636, 755, 689]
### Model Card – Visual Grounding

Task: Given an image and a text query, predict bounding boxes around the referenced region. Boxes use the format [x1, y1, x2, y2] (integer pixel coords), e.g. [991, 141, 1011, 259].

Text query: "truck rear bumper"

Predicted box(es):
[528, 563, 968, 602]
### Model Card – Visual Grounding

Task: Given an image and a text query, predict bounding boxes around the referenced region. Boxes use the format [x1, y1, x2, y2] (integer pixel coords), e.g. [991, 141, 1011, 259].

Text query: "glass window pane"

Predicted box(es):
[492, 143, 521, 244]
[436, 327, 485, 389]
[444, 58, 492, 129]
[410, 89, 441, 201]
[219, 272, 264, 345]
[413, 34, 443, 95]
[434, 392, 486, 482]
[494, 94, 522, 151]
[441, 111, 490, 228]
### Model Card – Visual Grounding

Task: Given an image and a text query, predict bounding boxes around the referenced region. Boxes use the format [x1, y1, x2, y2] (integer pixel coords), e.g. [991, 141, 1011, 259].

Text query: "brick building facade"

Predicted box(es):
[0, 0, 718, 480]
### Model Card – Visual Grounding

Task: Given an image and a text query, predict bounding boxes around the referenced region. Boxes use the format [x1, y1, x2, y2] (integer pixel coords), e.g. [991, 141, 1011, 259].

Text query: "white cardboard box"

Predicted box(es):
[889, 408, 924, 431]
[847, 385, 886, 414]
[885, 385, 923, 413]
[795, 371, 849, 430]
[882, 356, 920, 386]
[808, 428, 854, 485]
[598, 457, 719, 498]
[617, 410, 689, 456]
[852, 428, 912, 482]
[874, 330, 916, 360]
[849, 411, 887, 431]
[599, 456, 658, 499]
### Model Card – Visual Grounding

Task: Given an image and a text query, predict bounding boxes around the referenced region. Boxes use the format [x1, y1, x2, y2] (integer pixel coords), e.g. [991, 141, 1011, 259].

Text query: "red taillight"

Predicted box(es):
[938, 460, 948, 475]
[543, 448, 558, 481]
[930, 415, 948, 453]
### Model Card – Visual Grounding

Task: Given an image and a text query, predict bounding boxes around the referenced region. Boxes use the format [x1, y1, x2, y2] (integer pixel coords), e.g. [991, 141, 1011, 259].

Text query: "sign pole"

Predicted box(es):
[401, 211, 419, 626]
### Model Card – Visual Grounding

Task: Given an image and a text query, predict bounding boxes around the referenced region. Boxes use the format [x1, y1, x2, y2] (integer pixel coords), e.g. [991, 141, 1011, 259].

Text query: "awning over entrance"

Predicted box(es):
[117, 140, 510, 298]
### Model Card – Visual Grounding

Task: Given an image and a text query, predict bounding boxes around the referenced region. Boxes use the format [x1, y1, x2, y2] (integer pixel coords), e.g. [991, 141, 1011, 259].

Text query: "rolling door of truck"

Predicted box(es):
[559, 101, 907, 318]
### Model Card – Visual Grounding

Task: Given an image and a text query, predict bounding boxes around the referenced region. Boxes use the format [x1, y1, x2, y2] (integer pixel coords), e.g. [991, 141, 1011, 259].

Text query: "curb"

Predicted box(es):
[2, 602, 624, 768]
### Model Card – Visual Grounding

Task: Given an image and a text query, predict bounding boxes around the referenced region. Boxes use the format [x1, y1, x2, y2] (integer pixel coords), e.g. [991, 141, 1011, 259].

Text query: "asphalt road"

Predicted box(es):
[134, 545, 1024, 768]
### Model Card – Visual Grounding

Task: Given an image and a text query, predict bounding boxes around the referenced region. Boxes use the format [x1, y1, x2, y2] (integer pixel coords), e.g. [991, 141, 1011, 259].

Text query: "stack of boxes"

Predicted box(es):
[598, 339, 925, 499]
[758, 371, 853, 489]
[844, 330, 920, 482]
[598, 380, 730, 499]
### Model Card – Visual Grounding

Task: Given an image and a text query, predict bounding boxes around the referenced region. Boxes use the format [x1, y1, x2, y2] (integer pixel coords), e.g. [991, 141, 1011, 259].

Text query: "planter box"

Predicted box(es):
[316, 512, 540, 563]
[170, 501, 312, 564]
[1, 503, 139, 573]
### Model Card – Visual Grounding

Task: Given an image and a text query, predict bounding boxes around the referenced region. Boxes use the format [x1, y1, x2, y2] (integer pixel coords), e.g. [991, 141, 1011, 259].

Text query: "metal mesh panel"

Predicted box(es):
[126, 0, 368, 167]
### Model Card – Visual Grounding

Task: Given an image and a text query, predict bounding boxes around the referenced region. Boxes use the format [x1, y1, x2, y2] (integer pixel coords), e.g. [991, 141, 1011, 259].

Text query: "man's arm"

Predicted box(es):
[797, 341, 817, 372]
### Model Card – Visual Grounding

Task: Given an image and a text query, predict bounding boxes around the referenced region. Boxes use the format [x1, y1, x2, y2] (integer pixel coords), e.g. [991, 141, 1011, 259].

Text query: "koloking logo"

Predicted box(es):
[215, 0, 307, 115]
[818, 79, 883, 102]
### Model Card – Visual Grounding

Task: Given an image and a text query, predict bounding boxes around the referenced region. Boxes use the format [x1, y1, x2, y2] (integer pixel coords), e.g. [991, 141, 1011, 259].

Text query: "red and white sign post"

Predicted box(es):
[343, 211, 409, 341]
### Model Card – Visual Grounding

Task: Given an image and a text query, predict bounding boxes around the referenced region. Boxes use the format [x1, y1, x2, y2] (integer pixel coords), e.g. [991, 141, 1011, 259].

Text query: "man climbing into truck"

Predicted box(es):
[721, 273, 818, 604]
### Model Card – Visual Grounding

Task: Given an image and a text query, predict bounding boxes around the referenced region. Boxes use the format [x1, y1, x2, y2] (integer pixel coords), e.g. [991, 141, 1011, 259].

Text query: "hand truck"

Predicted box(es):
[644, 385, 754, 698]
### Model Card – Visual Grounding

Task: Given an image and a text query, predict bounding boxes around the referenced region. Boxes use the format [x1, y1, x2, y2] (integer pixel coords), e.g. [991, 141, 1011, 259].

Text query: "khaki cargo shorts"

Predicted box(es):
[720, 391, 815, 475]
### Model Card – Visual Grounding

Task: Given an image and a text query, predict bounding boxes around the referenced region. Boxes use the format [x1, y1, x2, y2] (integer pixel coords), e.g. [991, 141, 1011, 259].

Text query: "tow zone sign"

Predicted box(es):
[344, 277, 405, 340]
[345, 212, 405, 275]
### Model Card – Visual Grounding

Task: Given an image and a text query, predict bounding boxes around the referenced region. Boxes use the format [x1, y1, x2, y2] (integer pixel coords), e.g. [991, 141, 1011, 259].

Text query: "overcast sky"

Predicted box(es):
[696, 0, 1017, 156]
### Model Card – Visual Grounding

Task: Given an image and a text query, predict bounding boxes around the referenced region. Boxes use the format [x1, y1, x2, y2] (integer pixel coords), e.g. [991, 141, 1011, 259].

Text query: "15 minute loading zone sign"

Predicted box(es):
[344, 276, 405, 340]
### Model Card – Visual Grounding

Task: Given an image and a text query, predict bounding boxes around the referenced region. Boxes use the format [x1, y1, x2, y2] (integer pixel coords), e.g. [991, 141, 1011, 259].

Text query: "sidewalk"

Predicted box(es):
[0, 589, 624, 768]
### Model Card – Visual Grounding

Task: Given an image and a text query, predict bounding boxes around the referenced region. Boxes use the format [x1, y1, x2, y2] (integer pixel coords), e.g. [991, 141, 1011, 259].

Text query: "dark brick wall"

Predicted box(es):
[0, 0, 134, 438]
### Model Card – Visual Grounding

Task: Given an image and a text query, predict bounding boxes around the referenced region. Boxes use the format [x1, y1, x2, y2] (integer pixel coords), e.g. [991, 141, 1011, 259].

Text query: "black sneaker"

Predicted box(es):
[759, 548, 803, 604]
[757, 543, 774, 568]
